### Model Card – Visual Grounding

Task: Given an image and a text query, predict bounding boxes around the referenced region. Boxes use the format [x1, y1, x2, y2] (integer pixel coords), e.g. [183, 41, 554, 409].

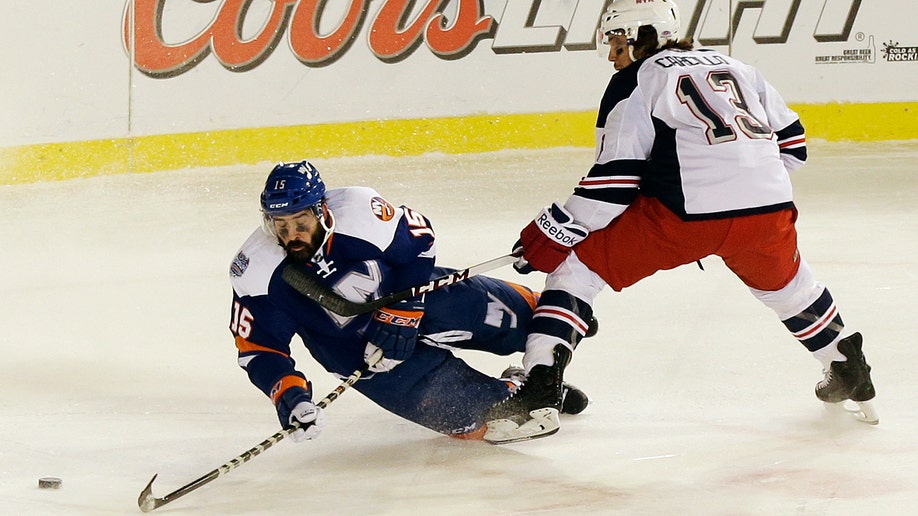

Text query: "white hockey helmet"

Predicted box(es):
[597, 0, 681, 54]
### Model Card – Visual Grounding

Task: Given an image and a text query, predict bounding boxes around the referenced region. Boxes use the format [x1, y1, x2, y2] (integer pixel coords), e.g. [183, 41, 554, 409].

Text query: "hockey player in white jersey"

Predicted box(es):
[230, 160, 589, 443]
[485, 0, 877, 439]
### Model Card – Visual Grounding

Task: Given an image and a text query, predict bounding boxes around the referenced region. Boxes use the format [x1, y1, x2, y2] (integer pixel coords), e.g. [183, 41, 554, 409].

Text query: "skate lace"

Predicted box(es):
[817, 368, 833, 390]
[495, 379, 524, 405]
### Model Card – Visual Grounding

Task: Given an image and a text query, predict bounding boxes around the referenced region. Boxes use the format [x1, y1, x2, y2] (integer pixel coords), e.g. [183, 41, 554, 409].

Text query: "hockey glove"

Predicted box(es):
[364, 298, 424, 373]
[516, 203, 589, 274]
[275, 385, 327, 442]
[511, 239, 535, 274]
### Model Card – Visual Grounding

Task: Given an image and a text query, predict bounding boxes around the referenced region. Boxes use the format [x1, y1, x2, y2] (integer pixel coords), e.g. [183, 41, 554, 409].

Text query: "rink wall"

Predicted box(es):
[2, 0, 917, 185]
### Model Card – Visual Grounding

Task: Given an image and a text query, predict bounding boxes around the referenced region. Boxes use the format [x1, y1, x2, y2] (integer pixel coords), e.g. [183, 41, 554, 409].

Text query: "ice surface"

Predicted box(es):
[1, 143, 917, 515]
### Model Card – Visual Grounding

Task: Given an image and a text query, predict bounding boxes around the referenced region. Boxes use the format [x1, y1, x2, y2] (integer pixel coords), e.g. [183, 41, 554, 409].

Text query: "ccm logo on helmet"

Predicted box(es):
[268, 202, 291, 209]
[538, 212, 583, 245]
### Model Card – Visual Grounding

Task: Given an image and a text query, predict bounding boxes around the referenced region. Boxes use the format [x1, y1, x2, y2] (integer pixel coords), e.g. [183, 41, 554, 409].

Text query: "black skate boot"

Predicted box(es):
[500, 364, 590, 415]
[483, 345, 571, 443]
[815, 332, 878, 424]
[492, 345, 571, 416]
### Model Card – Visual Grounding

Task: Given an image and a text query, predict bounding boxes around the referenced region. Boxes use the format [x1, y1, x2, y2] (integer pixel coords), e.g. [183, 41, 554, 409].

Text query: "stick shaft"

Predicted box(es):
[138, 357, 375, 512]
[282, 253, 518, 317]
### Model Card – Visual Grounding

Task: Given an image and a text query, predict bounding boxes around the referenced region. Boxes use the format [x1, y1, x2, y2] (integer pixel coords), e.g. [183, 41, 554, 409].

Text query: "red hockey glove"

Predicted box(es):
[516, 203, 589, 274]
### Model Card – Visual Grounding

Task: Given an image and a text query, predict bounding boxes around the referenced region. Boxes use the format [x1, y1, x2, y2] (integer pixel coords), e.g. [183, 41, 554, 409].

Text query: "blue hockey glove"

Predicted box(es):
[517, 203, 589, 273]
[275, 384, 327, 442]
[364, 298, 424, 373]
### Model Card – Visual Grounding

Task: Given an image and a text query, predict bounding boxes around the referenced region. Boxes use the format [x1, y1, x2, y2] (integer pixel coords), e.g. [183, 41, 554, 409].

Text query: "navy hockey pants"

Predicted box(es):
[353, 268, 537, 436]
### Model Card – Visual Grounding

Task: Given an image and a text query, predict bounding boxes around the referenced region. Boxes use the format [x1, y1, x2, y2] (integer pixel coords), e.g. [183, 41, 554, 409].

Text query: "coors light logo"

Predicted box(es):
[124, 0, 504, 78]
[123, 0, 864, 78]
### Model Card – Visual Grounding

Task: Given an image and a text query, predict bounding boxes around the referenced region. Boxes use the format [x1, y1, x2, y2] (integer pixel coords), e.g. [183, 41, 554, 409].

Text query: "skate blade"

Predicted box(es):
[483, 408, 561, 445]
[824, 399, 879, 425]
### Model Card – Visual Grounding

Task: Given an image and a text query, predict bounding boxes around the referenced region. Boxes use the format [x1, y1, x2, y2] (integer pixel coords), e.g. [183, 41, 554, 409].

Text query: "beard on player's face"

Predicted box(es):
[282, 231, 323, 263]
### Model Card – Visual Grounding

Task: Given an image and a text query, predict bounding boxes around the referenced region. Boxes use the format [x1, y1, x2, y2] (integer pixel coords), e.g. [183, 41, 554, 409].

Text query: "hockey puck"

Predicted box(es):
[38, 477, 62, 489]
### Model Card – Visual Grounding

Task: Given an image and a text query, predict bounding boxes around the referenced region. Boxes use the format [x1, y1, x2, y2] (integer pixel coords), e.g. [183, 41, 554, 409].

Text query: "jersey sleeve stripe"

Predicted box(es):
[587, 159, 645, 177]
[778, 136, 806, 149]
[775, 121, 807, 154]
[573, 161, 642, 205]
[269, 374, 310, 404]
[577, 176, 641, 188]
[235, 336, 290, 358]
[779, 145, 807, 164]
[573, 188, 638, 206]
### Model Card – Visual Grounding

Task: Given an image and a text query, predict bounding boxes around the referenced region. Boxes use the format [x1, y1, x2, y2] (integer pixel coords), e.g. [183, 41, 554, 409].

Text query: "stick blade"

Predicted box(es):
[138, 474, 162, 512]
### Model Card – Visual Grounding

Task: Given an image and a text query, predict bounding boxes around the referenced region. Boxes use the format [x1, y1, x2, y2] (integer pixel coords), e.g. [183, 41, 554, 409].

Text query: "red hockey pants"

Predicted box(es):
[574, 195, 801, 293]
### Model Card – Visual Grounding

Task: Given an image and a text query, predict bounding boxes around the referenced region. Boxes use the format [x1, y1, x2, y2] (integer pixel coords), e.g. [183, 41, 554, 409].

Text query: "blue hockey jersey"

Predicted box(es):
[228, 186, 436, 401]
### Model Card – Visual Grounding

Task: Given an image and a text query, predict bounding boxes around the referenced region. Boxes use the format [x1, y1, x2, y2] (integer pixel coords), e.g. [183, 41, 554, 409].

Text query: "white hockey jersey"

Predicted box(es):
[565, 48, 807, 231]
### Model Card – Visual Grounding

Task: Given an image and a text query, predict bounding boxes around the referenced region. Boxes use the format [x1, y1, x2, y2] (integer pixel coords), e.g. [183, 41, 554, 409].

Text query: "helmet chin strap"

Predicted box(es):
[313, 202, 335, 255]
[613, 44, 637, 65]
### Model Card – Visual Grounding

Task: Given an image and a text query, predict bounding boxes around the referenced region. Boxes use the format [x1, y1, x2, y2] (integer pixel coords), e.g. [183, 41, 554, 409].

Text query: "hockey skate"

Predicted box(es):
[484, 345, 571, 444]
[500, 366, 590, 415]
[815, 332, 878, 425]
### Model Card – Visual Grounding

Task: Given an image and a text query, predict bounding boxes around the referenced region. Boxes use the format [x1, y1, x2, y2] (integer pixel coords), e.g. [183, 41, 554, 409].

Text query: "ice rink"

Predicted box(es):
[2, 142, 917, 515]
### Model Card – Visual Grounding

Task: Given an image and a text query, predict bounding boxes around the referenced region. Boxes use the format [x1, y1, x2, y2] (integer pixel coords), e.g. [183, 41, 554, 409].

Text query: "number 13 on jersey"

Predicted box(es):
[677, 70, 772, 145]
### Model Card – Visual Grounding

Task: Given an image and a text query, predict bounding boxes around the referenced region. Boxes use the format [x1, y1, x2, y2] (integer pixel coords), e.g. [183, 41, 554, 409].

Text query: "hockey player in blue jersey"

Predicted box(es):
[229, 160, 589, 442]
[486, 0, 877, 438]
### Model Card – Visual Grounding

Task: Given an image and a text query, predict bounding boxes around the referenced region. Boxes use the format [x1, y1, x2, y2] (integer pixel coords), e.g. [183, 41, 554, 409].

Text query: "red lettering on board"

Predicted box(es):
[124, 0, 493, 76]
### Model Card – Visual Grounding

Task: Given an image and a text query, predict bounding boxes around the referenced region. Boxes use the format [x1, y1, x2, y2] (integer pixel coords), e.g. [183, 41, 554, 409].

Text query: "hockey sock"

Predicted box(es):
[523, 290, 592, 371]
[781, 287, 845, 353]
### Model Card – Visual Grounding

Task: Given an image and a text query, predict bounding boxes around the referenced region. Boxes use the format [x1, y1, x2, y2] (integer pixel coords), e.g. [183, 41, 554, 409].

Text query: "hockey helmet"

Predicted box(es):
[260, 161, 335, 255]
[597, 0, 681, 54]
[260, 160, 326, 217]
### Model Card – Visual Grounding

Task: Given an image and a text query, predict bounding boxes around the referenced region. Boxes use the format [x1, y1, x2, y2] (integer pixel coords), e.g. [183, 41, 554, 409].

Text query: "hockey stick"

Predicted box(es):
[281, 252, 520, 317]
[137, 349, 382, 513]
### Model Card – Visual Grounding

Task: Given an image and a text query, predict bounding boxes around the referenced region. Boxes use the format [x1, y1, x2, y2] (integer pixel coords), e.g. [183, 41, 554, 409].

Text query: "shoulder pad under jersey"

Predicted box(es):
[325, 187, 403, 252]
[229, 227, 285, 297]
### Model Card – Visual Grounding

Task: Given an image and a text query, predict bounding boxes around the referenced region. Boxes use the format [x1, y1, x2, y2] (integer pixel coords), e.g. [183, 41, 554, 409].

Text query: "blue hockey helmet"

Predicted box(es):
[260, 160, 326, 216]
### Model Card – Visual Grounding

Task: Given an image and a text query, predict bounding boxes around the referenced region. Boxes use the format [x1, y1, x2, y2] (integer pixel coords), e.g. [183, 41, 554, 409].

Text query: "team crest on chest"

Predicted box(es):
[370, 196, 395, 221]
